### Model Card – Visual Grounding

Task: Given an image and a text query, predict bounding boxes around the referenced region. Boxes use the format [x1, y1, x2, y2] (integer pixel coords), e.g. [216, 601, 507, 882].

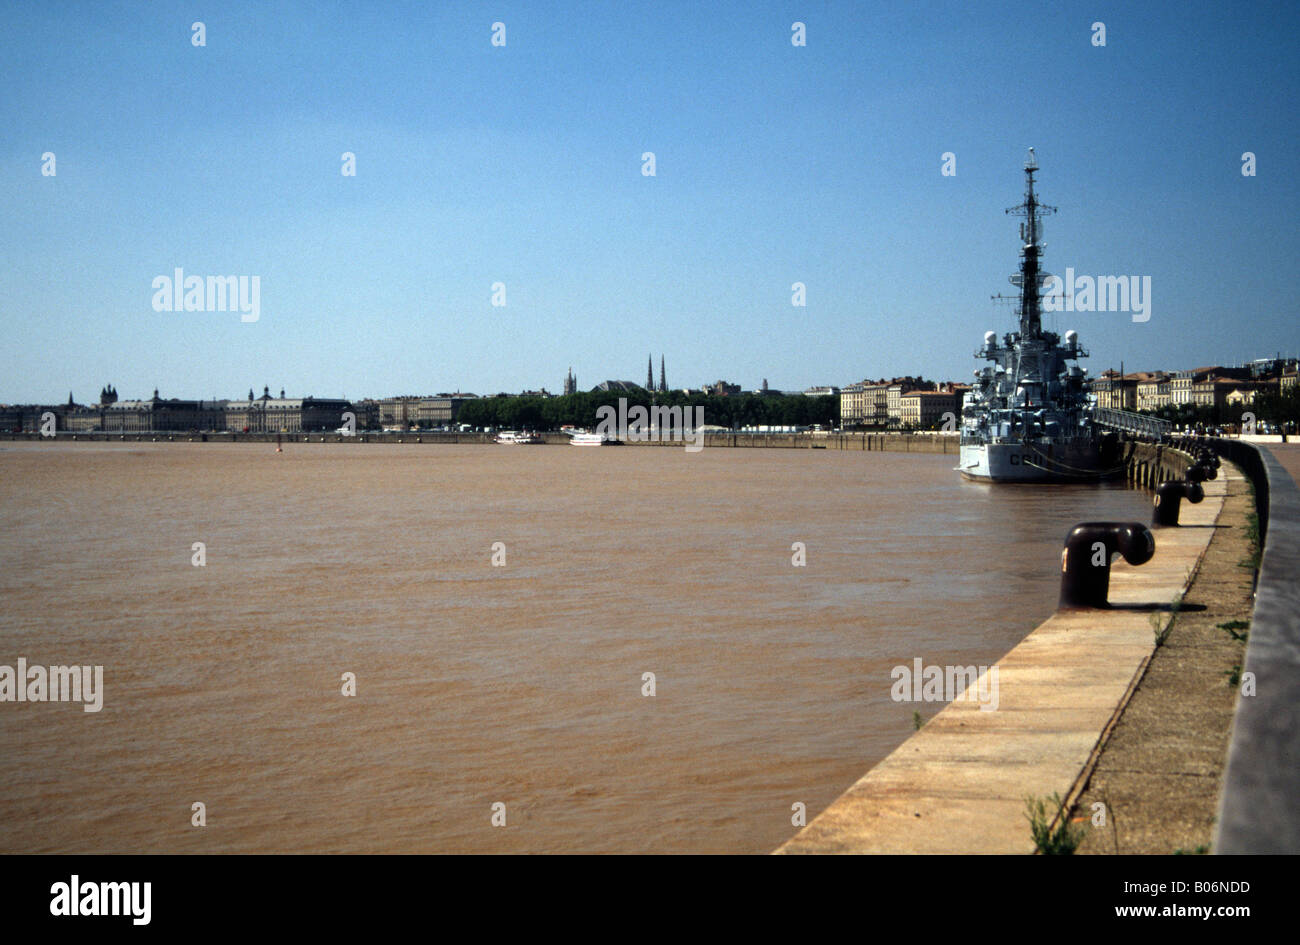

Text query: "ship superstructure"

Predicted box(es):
[958, 149, 1118, 482]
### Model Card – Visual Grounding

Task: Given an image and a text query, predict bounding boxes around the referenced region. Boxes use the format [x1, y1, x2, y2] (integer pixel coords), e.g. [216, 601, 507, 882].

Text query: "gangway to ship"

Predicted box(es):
[1093, 407, 1171, 440]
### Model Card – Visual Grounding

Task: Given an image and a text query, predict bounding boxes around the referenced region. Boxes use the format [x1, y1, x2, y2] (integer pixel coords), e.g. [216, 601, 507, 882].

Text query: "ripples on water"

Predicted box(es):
[0, 442, 1151, 852]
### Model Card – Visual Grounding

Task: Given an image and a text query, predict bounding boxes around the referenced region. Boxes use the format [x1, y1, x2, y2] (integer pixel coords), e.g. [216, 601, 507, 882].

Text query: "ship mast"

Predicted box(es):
[1005, 148, 1056, 339]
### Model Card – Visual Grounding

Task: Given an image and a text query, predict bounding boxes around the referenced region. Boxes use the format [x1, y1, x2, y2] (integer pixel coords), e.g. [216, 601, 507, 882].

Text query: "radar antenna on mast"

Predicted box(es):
[1002, 148, 1057, 338]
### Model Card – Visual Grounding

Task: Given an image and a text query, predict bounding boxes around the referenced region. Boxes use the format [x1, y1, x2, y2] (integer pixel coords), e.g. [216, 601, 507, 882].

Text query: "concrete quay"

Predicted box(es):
[778, 451, 1231, 854]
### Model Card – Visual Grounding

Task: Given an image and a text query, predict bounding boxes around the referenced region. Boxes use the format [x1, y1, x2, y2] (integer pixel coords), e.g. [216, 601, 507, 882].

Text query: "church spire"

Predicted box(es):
[659, 355, 666, 392]
[647, 354, 654, 391]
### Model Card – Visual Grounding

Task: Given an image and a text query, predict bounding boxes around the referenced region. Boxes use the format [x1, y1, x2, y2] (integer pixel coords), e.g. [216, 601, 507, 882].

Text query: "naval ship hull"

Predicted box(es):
[957, 440, 1118, 483]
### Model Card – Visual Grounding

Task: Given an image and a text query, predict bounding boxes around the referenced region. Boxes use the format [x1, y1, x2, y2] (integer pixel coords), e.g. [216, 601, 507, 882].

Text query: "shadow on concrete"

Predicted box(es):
[1089, 602, 1209, 613]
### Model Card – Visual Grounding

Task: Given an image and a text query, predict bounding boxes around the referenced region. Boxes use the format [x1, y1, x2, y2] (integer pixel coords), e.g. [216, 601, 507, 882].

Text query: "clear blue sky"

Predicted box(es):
[2, 0, 1297, 403]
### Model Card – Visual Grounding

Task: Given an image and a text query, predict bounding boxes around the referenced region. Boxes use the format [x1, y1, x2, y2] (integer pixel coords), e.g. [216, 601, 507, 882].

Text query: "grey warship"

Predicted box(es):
[957, 149, 1122, 483]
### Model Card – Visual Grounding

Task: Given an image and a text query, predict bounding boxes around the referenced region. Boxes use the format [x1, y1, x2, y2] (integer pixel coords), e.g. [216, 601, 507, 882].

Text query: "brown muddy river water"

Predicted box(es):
[0, 441, 1151, 853]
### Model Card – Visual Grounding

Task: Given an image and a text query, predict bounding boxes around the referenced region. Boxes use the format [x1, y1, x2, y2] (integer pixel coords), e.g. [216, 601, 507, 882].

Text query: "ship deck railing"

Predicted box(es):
[962, 434, 1103, 446]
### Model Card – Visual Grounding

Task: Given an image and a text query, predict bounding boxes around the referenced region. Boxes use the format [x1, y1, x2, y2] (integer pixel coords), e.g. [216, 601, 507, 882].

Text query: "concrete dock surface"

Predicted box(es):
[778, 465, 1234, 854]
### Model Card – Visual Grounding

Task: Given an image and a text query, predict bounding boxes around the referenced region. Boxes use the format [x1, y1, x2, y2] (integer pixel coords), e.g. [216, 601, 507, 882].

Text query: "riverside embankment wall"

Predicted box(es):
[779, 441, 1235, 854]
[1, 431, 959, 453]
[1202, 438, 1300, 854]
[779, 439, 1297, 853]
[1124, 440, 1194, 489]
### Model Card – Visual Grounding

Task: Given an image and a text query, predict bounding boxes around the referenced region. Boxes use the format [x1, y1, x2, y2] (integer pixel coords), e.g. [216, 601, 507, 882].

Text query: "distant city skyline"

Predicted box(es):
[3, 1, 1297, 403]
[17, 346, 1298, 409]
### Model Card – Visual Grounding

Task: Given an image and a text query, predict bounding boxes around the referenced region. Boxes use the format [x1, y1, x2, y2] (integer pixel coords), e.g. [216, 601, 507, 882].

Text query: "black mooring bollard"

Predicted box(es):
[1059, 521, 1156, 609]
[1189, 456, 1218, 480]
[1186, 464, 1207, 483]
[1152, 480, 1205, 526]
